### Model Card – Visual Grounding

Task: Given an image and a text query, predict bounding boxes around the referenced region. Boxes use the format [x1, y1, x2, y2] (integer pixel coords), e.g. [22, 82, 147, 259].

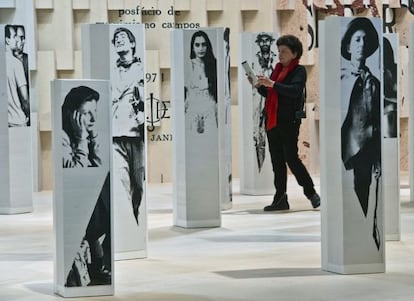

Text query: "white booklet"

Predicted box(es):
[241, 61, 258, 85]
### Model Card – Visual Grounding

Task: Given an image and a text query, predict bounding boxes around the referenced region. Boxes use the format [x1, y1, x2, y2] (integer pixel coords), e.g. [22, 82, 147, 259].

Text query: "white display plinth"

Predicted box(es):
[171, 28, 227, 228]
[320, 17, 385, 274]
[0, 24, 33, 214]
[219, 27, 233, 210]
[409, 24, 414, 204]
[82, 24, 148, 260]
[31, 112, 40, 192]
[238, 32, 276, 195]
[52, 80, 113, 297]
[383, 33, 400, 241]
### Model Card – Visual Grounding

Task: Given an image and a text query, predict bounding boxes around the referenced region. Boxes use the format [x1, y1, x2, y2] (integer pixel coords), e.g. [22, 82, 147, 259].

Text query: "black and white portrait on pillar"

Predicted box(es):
[223, 27, 232, 204]
[340, 17, 383, 255]
[182, 28, 220, 220]
[81, 23, 147, 259]
[61, 85, 111, 287]
[251, 32, 278, 172]
[65, 173, 111, 287]
[109, 26, 145, 228]
[4, 24, 30, 127]
[62, 86, 101, 168]
[383, 36, 397, 139]
[184, 30, 218, 134]
[52, 79, 112, 296]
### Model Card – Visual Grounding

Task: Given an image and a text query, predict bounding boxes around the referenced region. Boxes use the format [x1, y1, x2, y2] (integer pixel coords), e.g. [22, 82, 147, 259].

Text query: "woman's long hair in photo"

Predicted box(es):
[62, 86, 100, 144]
[189, 30, 217, 102]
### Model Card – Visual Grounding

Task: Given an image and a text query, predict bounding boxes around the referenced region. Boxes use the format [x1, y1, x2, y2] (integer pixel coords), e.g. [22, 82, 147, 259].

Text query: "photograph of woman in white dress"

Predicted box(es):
[184, 30, 217, 134]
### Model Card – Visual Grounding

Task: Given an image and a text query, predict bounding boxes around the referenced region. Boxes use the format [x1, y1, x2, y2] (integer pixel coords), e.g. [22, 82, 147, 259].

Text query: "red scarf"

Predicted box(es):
[265, 58, 299, 131]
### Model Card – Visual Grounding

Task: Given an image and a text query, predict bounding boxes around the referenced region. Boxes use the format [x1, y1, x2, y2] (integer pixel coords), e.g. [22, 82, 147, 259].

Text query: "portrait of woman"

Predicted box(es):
[184, 30, 217, 134]
[62, 85, 101, 168]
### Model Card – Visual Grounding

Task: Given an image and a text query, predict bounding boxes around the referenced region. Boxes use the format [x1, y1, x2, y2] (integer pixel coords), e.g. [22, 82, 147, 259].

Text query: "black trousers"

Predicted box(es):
[266, 122, 315, 199]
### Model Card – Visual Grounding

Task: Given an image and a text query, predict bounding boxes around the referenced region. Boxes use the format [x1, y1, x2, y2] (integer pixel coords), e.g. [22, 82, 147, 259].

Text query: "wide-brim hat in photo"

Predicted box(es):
[341, 17, 379, 60]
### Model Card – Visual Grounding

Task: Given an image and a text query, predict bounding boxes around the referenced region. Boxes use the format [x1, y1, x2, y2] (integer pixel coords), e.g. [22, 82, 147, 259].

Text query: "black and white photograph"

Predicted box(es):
[5, 24, 30, 127]
[61, 86, 112, 286]
[383, 36, 398, 139]
[108, 24, 147, 258]
[251, 32, 278, 172]
[65, 172, 111, 287]
[109, 26, 145, 226]
[52, 79, 112, 296]
[176, 28, 220, 225]
[223, 27, 232, 204]
[340, 17, 382, 252]
[62, 86, 101, 168]
[184, 30, 218, 135]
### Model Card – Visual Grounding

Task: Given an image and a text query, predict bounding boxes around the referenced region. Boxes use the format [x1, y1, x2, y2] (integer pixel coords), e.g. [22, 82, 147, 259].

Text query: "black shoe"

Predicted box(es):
[310, 193, 320, 208]
[264, 193, 289, 211]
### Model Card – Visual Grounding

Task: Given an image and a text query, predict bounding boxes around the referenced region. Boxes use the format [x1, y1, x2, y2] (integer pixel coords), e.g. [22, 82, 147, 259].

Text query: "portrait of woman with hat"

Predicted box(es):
[340, 17, 381, 250]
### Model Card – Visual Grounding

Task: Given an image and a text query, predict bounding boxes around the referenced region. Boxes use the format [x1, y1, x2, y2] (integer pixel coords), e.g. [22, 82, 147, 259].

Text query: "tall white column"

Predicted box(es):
[171, 28, 226, 228]
[0, 24, 33, 214]
[82, 24, 148, 260]
[238, 32, 277, 195]
[383, 33, 400, 241]
[320, 17, 385, 274]
[52, 79, 113, 297]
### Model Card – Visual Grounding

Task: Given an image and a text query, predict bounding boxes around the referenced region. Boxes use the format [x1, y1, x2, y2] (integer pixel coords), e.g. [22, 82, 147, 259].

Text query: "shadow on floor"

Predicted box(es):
[202, 234, 320, 243]
[25, 282, 55, 297]
[0, 252, 52, 261]
[401, 201, 414, 208]
[215, 267, 332, 279]
[224, 208, 320, 215]
[148, 208, 173, 214]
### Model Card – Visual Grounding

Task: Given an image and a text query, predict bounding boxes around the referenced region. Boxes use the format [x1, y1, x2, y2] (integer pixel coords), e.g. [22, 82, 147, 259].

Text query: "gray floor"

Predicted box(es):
[1, 176, 414, 300]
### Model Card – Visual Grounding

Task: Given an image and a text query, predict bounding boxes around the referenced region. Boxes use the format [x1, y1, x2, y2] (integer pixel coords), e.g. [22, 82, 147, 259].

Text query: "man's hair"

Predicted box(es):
[15, 25, 25, 35]
[223, 27, 230, 43]
[112, 27, 136, 55]
[255, 33, 275, 45]
[5, 24, 15, 39]
[276, 35, 303, 59]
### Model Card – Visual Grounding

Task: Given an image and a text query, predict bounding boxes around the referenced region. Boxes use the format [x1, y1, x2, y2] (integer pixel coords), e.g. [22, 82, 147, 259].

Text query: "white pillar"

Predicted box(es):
[238, 32, 277, 195]
[52, 79, 113, 297]
[383, 33, 400, 241]
[320, 17, 385, 274]
[0, 24, 33, 214]
[171, 28, 224, 228]
[219, 27, 233, 210]
[409, 24, 414, 203]
[82, 24, 148, 260]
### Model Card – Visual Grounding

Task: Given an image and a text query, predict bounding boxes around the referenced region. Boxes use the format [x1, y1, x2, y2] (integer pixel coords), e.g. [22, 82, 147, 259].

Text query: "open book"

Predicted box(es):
[241, 61, 258, 85]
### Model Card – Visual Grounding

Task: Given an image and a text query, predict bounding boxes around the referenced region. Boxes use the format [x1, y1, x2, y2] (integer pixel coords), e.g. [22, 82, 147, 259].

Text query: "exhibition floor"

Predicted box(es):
[1, 175, 414, 301]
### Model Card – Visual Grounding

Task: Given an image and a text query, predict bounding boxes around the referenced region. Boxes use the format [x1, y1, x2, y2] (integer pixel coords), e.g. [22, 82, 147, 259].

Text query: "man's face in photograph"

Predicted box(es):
[16, 27, 25, 55]
[114, 31, 135, 55]
[258, 36, 272, 53]
[6, 26, 18, 51]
